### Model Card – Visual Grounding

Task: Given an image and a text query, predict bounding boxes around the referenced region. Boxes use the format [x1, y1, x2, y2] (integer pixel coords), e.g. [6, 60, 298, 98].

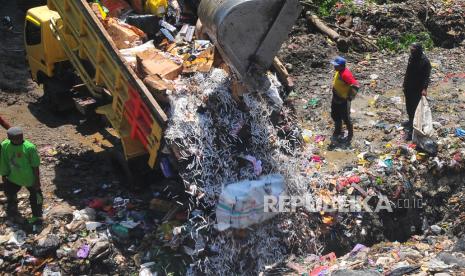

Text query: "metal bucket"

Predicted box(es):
[198, 0, 301, 88]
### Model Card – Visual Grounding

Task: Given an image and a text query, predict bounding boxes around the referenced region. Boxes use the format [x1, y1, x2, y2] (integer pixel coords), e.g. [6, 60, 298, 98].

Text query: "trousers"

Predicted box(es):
[405, 89, 422, 129]
[331, 98, 353, 139]
[4, 179, 43, 218]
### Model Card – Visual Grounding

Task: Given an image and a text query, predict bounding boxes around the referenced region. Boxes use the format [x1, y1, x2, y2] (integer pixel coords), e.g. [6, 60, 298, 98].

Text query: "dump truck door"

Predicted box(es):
[198, 0, 301, 90]
[24, 14, 47, 81]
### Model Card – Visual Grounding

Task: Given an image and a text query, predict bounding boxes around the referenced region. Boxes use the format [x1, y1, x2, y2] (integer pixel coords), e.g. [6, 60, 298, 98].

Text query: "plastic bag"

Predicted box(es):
[145, 0, 168, 16]
[120, 40, 156, 67]
[216, 174, 285, 231]
[413, 97, 437, 155]
[413, 96, 433, 136]
[101, 0, 131, 17]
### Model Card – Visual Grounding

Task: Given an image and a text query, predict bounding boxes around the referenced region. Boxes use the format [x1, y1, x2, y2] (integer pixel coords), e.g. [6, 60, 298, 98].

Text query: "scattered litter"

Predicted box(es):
[77, 244, 90, 259]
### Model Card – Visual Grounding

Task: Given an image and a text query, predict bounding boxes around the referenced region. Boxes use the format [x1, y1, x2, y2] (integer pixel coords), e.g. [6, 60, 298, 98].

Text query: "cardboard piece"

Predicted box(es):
[106, 18, 145, 49]
[136, 49, 183, 80]
[144, 75, 174, 104]
[183, 46, 215, 73]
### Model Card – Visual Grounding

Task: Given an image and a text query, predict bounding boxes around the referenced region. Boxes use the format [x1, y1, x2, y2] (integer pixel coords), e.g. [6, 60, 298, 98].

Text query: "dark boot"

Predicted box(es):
[332, 121, 342, 142]
[5, 189, 20, 217]
[28, 187, 44, 219]
[346, 123, 354, 143]
[406, 129, 413, 141]
[6, 199, 19, 217]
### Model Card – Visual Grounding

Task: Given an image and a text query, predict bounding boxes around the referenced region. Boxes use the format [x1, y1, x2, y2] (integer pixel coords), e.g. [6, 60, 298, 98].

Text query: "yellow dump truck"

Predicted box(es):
[24, 0, 301, 180]
[25, 0, 167, 172]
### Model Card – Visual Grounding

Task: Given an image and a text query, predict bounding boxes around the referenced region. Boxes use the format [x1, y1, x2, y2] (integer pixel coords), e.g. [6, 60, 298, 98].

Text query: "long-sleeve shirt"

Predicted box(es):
[403, 53, 432, 93]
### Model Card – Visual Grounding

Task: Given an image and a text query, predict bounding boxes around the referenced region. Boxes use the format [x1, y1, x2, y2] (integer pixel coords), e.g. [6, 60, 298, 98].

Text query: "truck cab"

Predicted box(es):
[24, 6, 68, 84]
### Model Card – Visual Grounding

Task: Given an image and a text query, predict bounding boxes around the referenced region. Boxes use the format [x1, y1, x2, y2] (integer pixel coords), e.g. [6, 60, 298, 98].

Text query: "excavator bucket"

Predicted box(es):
[198, 0, 301, 90]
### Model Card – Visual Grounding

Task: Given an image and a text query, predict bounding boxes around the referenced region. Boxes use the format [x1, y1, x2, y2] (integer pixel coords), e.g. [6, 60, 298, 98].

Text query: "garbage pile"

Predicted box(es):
[87, 0, 326, 273]
[0, 197, 191, 274]
[284, 235, 465, 275]
[161, 68, 329, 274]
[423, 0, 465, 48]
[304, 0, 465, 52]
[83, 0, 465, 275]
[3, 0, 321, 275]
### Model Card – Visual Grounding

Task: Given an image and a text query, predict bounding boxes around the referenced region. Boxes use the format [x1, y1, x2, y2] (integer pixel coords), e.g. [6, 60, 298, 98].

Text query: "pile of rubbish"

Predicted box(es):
[302, 0, 465, 52]
[283, 235, 465, 275]
[0, 197, 191, 274]
[423, 0, 465, 48]
[3, 0, 320, 275]
[83, 1, 465, 275]
[89, 1, 322, 273]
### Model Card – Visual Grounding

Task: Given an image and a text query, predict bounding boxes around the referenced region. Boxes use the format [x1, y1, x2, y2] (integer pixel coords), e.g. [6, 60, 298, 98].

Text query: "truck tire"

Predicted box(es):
[17, 0, 47, 12]
[108, 149, 136, 190]
[42, 77, 74, 112]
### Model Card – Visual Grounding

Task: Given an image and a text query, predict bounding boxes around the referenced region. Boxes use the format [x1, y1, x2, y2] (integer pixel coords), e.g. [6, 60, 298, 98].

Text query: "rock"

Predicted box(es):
[390, 261, 410, 270]
[425, 258, 453, 272]
[453, 236, 465, 252]
[56, 248, 69, 259]
[387, 265, 420, 276]
[399, 248, 423, 260]
[42, 264, 62, 276]
[375, 256, 395, 266]
[34, 235, 61, 257]
[285, 63, 293, 72]
[73, 208, 96, 221]
[65, 220, 85, 232]
[89, 241, 110, 260]
[430, 225, 442, 235]
[437, 252, 465, 268]
[434, 273, 451, 276]
[332, 269, 382, 276]
[46, 203, 74, 221]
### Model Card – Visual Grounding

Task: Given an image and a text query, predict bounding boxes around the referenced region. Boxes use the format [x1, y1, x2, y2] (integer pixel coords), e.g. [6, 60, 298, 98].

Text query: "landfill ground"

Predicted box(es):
[1, 0, 465, 275]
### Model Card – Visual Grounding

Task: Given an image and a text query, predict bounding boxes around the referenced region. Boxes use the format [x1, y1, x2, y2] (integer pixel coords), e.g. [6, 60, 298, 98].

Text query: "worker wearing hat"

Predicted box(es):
[330, 56, 359, 144]
[0, 127, 42, 223]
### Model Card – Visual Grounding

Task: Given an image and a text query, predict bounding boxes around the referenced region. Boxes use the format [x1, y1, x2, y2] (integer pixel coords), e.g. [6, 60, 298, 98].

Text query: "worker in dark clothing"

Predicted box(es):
[403, 43, 432, 140]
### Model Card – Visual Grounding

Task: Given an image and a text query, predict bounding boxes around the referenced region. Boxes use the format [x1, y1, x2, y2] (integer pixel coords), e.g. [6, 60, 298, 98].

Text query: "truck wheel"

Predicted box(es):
[42, 77, 74, 112]
[108, 149, 136, 190]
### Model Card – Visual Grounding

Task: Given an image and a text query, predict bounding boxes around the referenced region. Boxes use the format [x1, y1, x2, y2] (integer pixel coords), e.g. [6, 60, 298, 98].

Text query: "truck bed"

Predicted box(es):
[47, 0, 168, 168]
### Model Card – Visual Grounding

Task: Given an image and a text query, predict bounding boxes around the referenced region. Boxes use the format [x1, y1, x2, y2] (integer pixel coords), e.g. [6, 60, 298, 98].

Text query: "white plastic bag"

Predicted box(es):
[119, 40, 155, 67]
[413, 96, 433, 137]
[413, 96, 437, 155]
[216, 174, 285, 231]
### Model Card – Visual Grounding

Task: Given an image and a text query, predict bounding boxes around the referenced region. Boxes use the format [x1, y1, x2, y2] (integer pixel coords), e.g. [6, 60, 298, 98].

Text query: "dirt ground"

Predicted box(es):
[0, 1, 124, 209]
[0, 0, 465, 274]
